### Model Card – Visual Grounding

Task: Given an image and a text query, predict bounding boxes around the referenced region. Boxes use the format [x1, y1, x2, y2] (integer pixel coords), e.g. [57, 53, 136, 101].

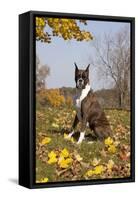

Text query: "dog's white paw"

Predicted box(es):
[86, 122, 89, 127]
[77, 132, 85, 144]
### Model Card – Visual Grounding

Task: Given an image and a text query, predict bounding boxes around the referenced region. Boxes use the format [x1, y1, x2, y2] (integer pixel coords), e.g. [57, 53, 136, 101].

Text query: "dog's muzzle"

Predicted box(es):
[77, 78, 84, 88]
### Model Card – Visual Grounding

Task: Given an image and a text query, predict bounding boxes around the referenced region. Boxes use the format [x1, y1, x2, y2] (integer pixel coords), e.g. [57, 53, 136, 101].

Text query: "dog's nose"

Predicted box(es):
[79, 79, 82, 83]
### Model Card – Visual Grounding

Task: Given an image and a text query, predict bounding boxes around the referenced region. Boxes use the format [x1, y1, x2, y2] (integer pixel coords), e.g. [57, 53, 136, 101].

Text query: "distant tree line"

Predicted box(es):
[36, 86, 130, 110]
[59, 87, 130, 109]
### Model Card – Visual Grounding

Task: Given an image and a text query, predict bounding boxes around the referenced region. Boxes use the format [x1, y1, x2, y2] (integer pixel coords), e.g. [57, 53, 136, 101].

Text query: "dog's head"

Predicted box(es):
[74, 63, 90, 89]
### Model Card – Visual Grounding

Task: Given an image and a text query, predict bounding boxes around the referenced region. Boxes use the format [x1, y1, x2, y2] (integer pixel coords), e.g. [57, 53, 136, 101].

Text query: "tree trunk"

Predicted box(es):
[118, 89, 122, 108]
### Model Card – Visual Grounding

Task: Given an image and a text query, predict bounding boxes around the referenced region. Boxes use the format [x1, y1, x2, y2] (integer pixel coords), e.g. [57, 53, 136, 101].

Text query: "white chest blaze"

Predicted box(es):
[75, 84, 91, 121]
[76, 84, 91, 108]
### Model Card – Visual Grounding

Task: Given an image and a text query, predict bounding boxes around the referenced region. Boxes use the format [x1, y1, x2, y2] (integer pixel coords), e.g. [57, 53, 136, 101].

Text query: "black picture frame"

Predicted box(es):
[19, 10, 135, 189]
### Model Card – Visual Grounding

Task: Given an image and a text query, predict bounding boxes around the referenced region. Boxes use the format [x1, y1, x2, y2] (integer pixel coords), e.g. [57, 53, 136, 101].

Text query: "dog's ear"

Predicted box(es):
[85, 64, 90, 72]
[74, 63, 79, 72]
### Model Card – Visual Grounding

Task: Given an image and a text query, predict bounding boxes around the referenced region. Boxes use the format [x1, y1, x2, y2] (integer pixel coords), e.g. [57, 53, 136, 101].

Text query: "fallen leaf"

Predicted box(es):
[91, 158, 101, 166]
[94, 165, 105, 175]
[52, 123, 59, 128]
[108, 144, 116, 153]
[58, 157, 73, 168]
[48, 157, 57, 164]
[60, 148, 69, 158]
[119, 151, 130, 161]
[48, 151, 57, 158]
[100, 149, 107, 157]
[85, 165, 105, 177]
[47, 151, 57, 164]
[41, 137, 51, 145]
[104, 137, 113, 146]
[36, 177, 48, 183]
[75, 154, 83, 162]
[107, 159, 114, 171]
[64, 133, 75, 143]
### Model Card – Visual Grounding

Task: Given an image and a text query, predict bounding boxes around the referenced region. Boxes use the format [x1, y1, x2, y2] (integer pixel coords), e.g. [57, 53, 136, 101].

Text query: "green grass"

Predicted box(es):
[36, 106, 131, 183]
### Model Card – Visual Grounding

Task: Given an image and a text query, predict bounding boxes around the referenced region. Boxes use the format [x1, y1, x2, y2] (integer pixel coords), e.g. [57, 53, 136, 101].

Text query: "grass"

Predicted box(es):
[36, 106, 131, 183]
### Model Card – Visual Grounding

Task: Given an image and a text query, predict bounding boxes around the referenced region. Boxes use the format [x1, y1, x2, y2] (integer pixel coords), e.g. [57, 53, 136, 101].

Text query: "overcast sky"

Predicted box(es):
[36, 19, 130, 91]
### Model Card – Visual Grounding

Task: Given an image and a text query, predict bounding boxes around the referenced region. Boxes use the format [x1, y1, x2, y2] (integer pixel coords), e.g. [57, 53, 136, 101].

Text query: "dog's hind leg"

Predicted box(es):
[93, 126, 111, 141]
[92, 126, 104, 141]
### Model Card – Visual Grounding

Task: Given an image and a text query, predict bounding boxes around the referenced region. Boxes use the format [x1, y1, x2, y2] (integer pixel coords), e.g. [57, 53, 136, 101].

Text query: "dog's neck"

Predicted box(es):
[76, 83, 91, 101]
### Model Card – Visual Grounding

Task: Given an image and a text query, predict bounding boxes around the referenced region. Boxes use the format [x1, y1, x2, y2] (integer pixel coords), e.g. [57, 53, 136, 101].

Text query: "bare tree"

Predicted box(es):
[36, 55, 50, 91]
[90, 26, 130, 108]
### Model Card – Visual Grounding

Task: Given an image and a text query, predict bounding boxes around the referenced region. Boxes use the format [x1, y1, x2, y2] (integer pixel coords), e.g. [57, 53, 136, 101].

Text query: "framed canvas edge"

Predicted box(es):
[19, 12, 31, 188]
[19, 11, 135, 189]
[27, 10, 135, 21]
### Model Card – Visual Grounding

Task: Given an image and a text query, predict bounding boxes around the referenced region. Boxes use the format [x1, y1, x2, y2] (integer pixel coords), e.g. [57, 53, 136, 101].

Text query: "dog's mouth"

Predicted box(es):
[76, 79, 84, 89]
[76, 84, 84, 89]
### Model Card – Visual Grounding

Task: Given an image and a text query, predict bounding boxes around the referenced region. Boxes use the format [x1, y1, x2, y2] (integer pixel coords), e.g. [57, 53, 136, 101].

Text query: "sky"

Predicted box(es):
[36, 19, 130, 91]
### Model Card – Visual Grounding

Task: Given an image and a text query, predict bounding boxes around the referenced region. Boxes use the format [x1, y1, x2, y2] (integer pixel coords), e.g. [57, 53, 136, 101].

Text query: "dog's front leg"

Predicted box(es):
[77, 116, 87, 144]
[67, 114, 79, 138]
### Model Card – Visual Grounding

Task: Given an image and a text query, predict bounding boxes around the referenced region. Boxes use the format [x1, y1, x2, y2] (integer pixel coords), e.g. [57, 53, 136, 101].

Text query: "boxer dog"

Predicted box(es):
[67, 63, 112, 144]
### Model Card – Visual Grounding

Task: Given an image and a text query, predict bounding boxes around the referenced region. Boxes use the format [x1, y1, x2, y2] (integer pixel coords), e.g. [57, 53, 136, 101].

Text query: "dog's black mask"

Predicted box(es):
[75, 63, 90, 89]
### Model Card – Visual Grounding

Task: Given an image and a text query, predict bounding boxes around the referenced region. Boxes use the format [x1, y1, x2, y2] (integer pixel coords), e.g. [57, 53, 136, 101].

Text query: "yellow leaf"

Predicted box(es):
[48, 151, 57, 158]
[52, 123, 59, 128]
[60, 148, 69, 158]
[64, 133, 69, 139]
[58, 157, 73, 168]
[41, 137, 51, 145]
[66, 158, 73, 164]
[94, 165, 105, 175]
[36, 177, 48, 183]
[70, 137, 75, 143]
[104, 137, 113, 146]
[85, 165, 105, 177]
[85, 169, 94, 177]
[75, 154, 83, 161]
[107, 160, 114, 171]
[48, 157, 57, 164]
[64, 133, 75, 143]
[59, 160, 68, 168]
[108, 144, 116, 153]
[91, 158, 101, 166]
[47, 151, 57, 164]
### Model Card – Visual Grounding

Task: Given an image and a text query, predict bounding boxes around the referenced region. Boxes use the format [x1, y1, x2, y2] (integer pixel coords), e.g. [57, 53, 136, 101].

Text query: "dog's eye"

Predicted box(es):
[78, 74, 81, 78]
[82, 74, 86, 79]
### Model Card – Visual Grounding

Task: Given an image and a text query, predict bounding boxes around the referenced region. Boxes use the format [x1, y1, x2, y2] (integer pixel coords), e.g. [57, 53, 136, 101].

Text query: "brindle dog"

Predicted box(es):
[68, 63, 112, 143]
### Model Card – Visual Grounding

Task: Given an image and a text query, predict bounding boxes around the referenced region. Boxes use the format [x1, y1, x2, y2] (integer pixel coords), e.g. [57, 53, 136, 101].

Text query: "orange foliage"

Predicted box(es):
[37, 89, 65, 107]
[65, 96, 73, 107]
[46, 89, 65, 107]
